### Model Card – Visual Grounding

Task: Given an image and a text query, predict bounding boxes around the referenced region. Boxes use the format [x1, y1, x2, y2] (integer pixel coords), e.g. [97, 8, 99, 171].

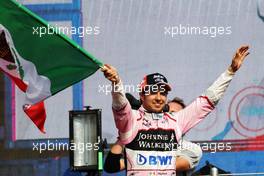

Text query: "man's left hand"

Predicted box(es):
[229, 45, 250, 73]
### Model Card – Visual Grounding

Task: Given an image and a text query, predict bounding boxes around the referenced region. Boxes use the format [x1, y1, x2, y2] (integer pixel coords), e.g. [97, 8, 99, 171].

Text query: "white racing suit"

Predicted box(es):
[111, 69, 235, 176]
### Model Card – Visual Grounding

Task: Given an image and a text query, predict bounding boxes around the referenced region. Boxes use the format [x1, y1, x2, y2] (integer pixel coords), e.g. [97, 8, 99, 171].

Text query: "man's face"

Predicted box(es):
[140, 88, 167, 113]
[168, 102, 184, 112]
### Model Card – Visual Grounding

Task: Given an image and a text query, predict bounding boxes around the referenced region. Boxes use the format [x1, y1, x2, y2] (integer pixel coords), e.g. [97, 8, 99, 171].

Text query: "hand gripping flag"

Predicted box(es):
[0, 0, 103, 133]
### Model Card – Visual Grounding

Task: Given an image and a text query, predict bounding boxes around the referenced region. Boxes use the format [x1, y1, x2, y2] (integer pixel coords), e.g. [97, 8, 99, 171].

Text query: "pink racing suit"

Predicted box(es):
[111, 69, 235, 176]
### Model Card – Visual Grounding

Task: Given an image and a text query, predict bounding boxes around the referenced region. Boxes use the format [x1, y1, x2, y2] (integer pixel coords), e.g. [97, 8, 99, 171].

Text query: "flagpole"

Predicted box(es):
[10, 0, 103, 67]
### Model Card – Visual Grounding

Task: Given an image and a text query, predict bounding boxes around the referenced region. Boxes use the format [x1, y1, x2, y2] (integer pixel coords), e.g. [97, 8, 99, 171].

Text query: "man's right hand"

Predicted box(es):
[101, 64, 120, 84]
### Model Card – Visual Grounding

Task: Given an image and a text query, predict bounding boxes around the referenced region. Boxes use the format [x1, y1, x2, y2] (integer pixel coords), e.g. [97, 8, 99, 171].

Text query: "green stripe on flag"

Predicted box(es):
[0, 0, 103, 95]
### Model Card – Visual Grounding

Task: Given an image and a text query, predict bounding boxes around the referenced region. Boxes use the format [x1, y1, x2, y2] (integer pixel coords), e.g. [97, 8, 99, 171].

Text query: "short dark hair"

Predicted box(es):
[168, 97, 186, 109]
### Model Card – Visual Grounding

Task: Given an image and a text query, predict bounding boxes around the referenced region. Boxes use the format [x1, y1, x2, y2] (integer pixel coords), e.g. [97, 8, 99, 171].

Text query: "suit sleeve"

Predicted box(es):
[111, 81, 137, 144]
[176, 69, 235, 135]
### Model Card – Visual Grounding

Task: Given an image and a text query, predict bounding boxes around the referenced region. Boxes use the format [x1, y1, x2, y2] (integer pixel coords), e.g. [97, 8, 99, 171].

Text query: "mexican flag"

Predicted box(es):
[0, 0, 103, 133]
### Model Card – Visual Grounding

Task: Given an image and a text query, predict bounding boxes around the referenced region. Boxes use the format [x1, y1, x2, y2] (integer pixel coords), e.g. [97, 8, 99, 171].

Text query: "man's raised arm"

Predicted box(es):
[176, 45, 250, 135]
[101, 64, 127, 110]
[204, 45, 250, 105]
[101, 64, 135, 144]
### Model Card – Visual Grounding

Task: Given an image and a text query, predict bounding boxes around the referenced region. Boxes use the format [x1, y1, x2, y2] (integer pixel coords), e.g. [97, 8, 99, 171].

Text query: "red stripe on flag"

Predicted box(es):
[1, 68, 46, 133]
[23, 101, 46, 134]
[0, 67, 27, 92]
